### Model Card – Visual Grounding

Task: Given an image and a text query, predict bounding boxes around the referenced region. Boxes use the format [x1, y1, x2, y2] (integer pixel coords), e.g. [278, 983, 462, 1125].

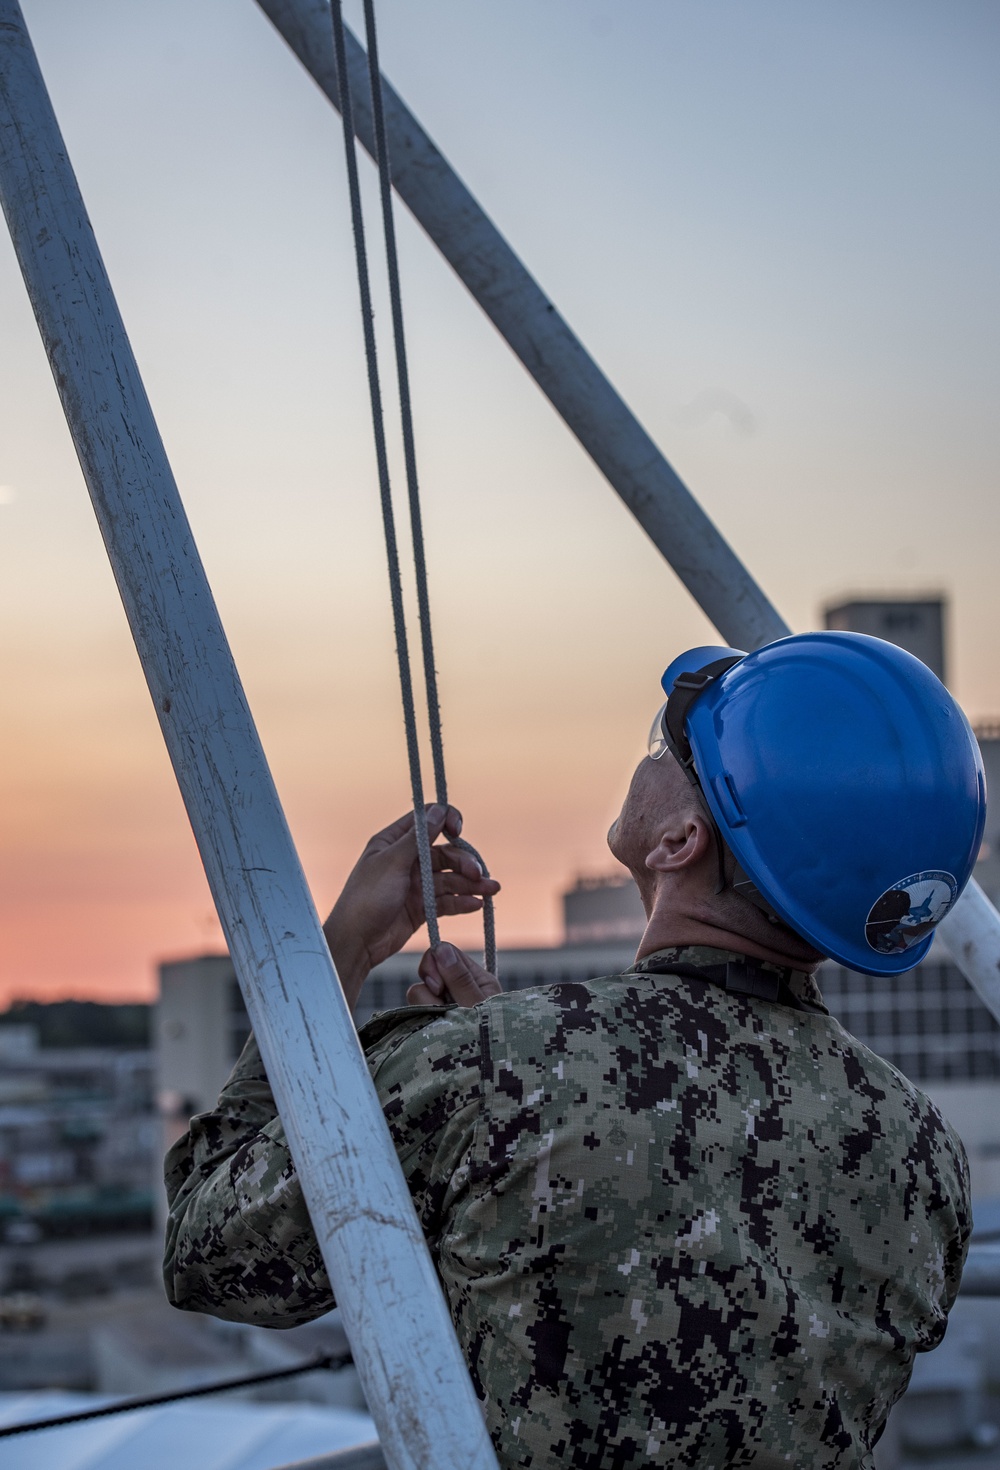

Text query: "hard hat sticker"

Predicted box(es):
[865, 871, 958, 955]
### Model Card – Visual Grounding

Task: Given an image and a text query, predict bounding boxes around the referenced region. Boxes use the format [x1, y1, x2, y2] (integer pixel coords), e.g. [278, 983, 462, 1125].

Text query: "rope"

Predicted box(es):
[360, 0, 442, 804]
[329, 1, 438, 948]
[331, 1, 496, 976]
[0, 1350, 352, 1439]
[359, 0, 496, 976]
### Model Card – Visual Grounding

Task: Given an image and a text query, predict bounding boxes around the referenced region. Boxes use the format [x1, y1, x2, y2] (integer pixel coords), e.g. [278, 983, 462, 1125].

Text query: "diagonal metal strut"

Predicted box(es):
[257, 0, 786, 652]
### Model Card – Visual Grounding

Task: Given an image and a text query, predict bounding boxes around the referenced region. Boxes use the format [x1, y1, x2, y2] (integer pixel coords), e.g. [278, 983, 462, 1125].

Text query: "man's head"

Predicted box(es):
[608, 749, 702, 903]
[611, 633, 986, 976]
[608, 751, 824, 968]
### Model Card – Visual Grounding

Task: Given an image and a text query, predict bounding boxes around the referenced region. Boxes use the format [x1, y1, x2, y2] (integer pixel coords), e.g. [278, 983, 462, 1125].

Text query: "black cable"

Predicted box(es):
[0, 1349, 353, 1439]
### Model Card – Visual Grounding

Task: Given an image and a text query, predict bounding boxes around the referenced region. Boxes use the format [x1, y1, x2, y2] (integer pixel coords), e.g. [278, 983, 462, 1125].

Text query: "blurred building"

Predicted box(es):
[0, 1025, 154, 1241]
[823, 595, 947, 681]
[153, 955, 250, 1234]
[562, 874, 646, 946]
[155, 955, 250, 1135]
[0, 1388, 375, 1469]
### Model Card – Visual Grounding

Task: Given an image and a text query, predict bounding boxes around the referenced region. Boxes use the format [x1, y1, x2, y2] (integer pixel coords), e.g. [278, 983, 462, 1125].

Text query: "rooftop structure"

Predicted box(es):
[561, 874, 646, 946]
[155, 956, 250, 1125]
[823, 595, 947, 683]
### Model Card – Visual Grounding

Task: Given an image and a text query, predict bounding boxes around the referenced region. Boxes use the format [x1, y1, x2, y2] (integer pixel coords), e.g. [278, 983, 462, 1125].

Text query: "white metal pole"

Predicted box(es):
[956, 1245, 1000, 1298]
[938, 881, 1000, 1027]
[0, 8, 496, 1468]
[257, 0, 1000, 1026]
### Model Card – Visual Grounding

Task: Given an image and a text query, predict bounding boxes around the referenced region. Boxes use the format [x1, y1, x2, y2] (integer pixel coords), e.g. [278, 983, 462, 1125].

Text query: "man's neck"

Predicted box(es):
[636, 913, 822, 974]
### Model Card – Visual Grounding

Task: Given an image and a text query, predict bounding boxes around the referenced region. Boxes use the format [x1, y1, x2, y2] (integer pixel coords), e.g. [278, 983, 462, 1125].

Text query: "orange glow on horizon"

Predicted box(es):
[1, 2, 996, 1012]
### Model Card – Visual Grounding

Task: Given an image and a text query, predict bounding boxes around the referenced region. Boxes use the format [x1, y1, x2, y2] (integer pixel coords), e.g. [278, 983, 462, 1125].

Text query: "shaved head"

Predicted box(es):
[608, 755, 702, 909]
[608, 751, 823, 968]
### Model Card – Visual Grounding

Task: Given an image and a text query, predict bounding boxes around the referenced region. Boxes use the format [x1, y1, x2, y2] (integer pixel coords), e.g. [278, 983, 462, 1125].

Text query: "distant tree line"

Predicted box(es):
[0, 998, 151, 1049]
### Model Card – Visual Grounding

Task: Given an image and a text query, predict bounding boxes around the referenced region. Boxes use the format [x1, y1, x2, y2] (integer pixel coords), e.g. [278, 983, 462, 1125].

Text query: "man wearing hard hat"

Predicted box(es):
[164, 632, 982, 1469]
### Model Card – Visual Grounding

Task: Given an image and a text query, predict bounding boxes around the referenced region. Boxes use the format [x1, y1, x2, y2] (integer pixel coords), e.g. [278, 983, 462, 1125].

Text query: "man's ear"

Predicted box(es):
[644, 811, 713, 875]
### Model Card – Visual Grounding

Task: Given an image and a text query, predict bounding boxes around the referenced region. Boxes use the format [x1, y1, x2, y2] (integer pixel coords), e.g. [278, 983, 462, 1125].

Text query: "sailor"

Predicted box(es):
[163, 631, 983, 1469]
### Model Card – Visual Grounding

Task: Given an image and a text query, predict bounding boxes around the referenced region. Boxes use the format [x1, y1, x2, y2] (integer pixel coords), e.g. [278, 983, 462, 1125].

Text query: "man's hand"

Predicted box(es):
[407, 942, 502, 1008]
[323, 806, 500, 1009]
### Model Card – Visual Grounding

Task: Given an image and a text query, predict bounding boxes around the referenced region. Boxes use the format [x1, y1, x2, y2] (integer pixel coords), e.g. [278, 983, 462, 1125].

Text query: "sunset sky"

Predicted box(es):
[1, 0, 998, 1006]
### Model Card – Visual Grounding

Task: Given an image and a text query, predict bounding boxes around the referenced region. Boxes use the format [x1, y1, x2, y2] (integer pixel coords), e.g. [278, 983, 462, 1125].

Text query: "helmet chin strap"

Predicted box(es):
[704, 806, 784, 925]
[676, 761, 784, 925]
[730, 855, 784, 926]
[662, 656, 786, 929]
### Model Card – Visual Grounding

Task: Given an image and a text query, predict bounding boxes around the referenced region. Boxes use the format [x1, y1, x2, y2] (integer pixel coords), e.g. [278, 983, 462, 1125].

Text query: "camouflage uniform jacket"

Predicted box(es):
[163, 946, 971, 1469]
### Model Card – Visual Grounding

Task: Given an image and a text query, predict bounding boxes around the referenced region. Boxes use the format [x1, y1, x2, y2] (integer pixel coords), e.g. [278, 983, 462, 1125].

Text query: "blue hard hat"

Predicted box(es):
[657, 631, 987, 975]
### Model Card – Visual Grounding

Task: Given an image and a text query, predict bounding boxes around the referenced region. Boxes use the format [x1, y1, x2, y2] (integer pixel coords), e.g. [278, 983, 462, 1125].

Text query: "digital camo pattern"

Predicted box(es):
[163, 946, 971, 1469]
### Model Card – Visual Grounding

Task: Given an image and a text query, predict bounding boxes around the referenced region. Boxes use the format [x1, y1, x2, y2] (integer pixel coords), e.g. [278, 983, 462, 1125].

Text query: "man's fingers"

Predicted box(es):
[374, 805, 463, 859]
[406, 981, 446, 1008]
[433, 886, 496, 919]
[363, 808, 445, 873]
[418, 943, 502, 1008]
[416, 950, 446, 995]
[434, 871, 501, 897]
[436, 895, 487, 919]
[425, 804, 463, 843]
[436, 943, 502, 1003]
[364, 809, 416, 853]
[430, 841, 486, 881]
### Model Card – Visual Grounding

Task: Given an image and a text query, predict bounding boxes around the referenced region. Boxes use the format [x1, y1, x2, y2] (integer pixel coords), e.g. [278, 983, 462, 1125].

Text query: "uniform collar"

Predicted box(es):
[631, 944, 827, 1014]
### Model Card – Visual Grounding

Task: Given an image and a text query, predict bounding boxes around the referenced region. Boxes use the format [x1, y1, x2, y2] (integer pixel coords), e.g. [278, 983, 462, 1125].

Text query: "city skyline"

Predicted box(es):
[1, 0, 997, 1004]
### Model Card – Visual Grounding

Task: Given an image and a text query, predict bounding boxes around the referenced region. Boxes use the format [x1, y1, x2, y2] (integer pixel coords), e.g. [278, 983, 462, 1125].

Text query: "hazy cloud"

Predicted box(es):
[672, 389, 758, 438]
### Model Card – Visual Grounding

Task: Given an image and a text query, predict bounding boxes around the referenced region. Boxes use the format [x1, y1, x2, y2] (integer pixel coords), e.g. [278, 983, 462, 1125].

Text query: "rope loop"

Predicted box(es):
[330, 0, 496, 977]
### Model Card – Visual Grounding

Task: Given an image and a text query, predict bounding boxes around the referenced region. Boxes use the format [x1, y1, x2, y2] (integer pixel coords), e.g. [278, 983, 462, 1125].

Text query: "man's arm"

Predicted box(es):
[163, 1033, 333, 1326]
[164, 1006, 487, 1326]
[162, 807, 499, 1324]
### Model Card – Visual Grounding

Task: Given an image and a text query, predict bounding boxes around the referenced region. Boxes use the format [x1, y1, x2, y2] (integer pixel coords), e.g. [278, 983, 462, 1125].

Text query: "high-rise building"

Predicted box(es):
[823, 595, 947, 682]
